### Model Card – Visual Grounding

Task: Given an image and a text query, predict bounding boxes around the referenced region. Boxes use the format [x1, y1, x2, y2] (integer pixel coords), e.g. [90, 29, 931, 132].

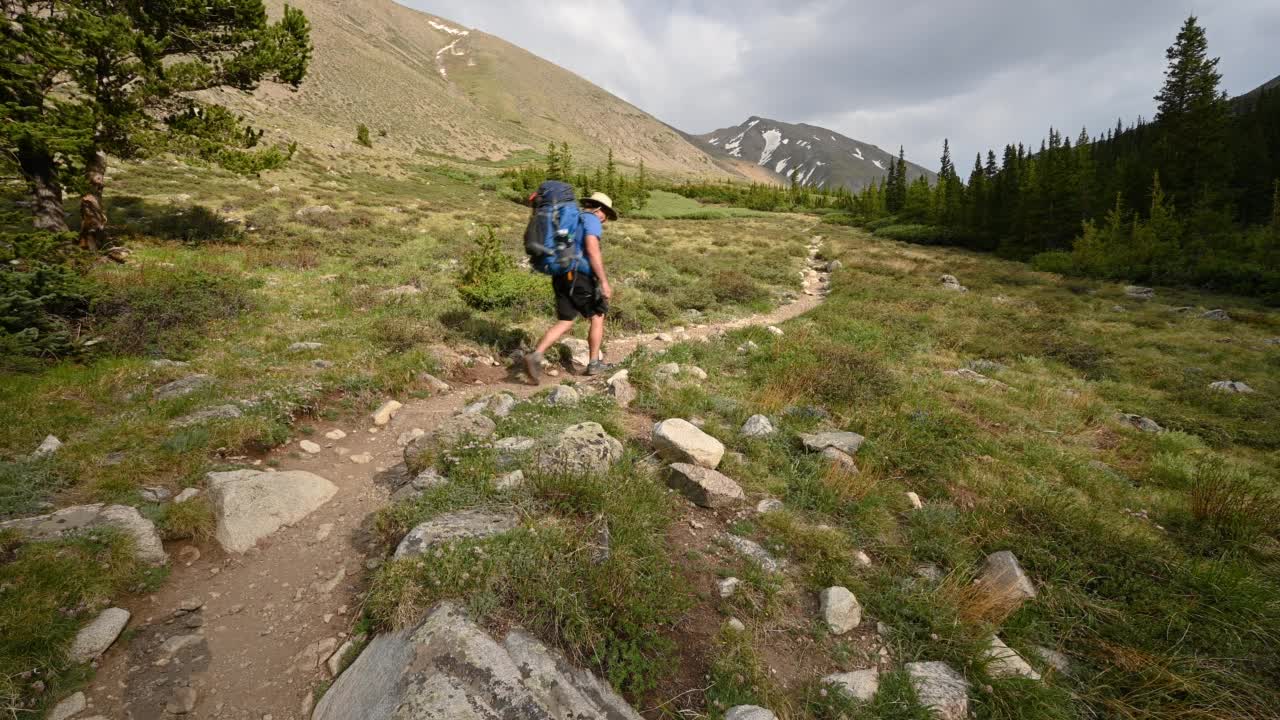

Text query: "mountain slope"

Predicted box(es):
[1232, 73, 1280, 111]
[688, 117, 936, 191]
[224, 0, 728, 175]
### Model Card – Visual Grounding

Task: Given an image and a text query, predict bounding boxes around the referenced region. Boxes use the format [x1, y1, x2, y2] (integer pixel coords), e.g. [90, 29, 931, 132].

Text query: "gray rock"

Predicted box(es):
[69, 607, 130, 662]
[607, 377, 637, 408]
[944, 368, 1010, 389]
[826, 259, 843, 272]
[0, 504, 167, 565]
[559, 338, 591, 373]
[755, 498, 784, 514]
[967, 359, 1008, 374]
[158, 633, 202, 657]
[940, 274, 967, 292]
[654, 362, 681, 381]
[906, 662, 969, 720]
[312, 602, 643, 720]
[169, 404, 242, 428]
[652, 419, 725, 469]
[404, 413, 497, 471]
[983, 636, 1041, 681]
[1031, 645, 1072, 676]
[489, 393, 517, 417]
[1124, 286, 1154, 299]
[394, 510, 519, 558]
[495, 470, 525, 490]
[166, 686, 197, 714]
[148, 358, 189, 368]
[1118, 413, 1163, 433]
[547, 385, 581, 406]
[819, 586, 862, 635]
[1209, 380, 1254, 394]
[914, 563, 943, 582]
[666, 464, 745, 508]
[766, 325, 785, 337]
[823, 668, 879, 702]
[174, 488, 200, 504]
[737, 340, 760, 354]
[371, 400, 403, 426]
[684, 365, 708, 381]
[33, 434, 62, 458]
[206, 469, 338, 553]
[419, 373, 451, 393]
[822, 447, 860, 473]
[718, 577, 740, 598]
[154, 374, 211, 400]
[390, 469, 449, 502]
[288, 341, 325, 352]
[296, 205, 333, 217]
[725, 706, 777, 720]
[140, 486, 171, 503]
[535, 423, 623, 476]
[720, 533, 783, 573]
[1202, 309, 1231, 321]
[493, 436, 536, 469]
[976, 551, 1037, 610]
[48, 692, 86, 720]
[740, 415, 776, 438]
[799, 430, 865, 455]
[726, 618, 746, 632]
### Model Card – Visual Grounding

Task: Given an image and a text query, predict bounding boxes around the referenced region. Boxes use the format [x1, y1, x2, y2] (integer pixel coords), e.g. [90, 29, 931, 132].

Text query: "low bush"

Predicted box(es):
[456, 227, 548, 312]
[92, 267, 258, 355]
[0, 231, 98, 371]
[711, 268, 768, 304]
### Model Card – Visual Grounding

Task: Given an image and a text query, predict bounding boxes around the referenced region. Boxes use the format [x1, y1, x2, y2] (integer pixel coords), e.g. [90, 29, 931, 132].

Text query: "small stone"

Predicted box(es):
[906, 491, 923, 510]
[1201, 309, 1230, 321]
[69, 608, 131, 662]
[154, 374, 212, 400]
[652, 419, 725, 469]
[756, 498, 784, 514]
[299, 440, 322, 454]
[1209, 380, 1254, 394]
[489, 393, 517, 417]
[349, 453, 373, 465]
[48, 692, 87, 720]
[397, 428, 427, 447]
[726, 618, 746, 632]
[684, 365, 708, 381]
[419, 373, 451, 393]
[607, 377, 637, 408]
[174, 488, 201, 503]
[1124, 286, 1154, 299]
[822, 447, 859, 473]
[724, 706, 776, 720]
[1118, 413, 1163, 433]
[325, 429, 347, 440]
[820, 586, 862, 635]
[906, 662, 969, 720]
[1031, 645, 1072, 676]
[395, 510, 519, 558]
[940, 274, 968, 292]
[33, 435, 63, 458]
[169, 404, 242, 428]
[159, 633, 202, 657]
[740, 415, 775, 438]
[656, 333, 675, 343]
[371, 400, 403, 426]
[718, 577, 740, 598]
[766, 325, 784, 337]
[983, 636, 1041, 681]
[854, 550, 872, 567]
[494, 470, 525, 490]
[178, 546, 201, 564]
[976, 550, 1037, 610]
[799, 431, 865, 455]
[720, 533, 783, 573]
[547, 385, 580, 406]
[666, 463, 745, 508]
[823, 668, 879, 702]
[287, 342, 324, 352]
[140, 486, 172, 503]
[737, 340, 759, 354]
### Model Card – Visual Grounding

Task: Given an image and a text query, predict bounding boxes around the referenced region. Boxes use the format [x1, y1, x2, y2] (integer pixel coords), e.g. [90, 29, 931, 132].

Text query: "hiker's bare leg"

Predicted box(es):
[588, 314, 604, 361]
[535, 320, 575, 354]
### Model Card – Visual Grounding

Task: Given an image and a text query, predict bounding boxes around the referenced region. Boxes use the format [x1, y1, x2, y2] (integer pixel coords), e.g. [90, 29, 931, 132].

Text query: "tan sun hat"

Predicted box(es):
[581, 192, 618, 221]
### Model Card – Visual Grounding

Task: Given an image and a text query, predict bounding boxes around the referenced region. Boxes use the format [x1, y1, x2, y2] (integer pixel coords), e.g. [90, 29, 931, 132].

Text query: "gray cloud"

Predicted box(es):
[398, 0, 1280, 171]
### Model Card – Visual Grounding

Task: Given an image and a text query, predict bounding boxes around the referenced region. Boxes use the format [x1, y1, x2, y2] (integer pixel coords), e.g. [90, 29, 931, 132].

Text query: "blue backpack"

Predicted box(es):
[524, 180, 586, 276]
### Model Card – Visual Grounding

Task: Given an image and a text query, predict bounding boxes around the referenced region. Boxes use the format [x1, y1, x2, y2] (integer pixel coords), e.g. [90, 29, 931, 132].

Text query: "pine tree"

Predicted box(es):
[604, 148, 617, 197]
[1154, 15, 1230, 203]
[356, 124, 372, 148]
[559, 142, 573, 181]
[545, 142, 561, 180]
[1, 0, 311, 247]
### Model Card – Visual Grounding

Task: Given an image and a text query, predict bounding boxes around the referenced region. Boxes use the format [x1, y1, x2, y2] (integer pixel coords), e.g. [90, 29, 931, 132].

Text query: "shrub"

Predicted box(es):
[456, 227, 547, 312]
[711, 269, 767, 304]
[92, 267, 258, 355]
[0, 231, 98, 371]
[1189, 460, 1277, 547]
[1031, 250, 1077, 275]
[356, 123, 372, 148]
[873, 223, 953, 244]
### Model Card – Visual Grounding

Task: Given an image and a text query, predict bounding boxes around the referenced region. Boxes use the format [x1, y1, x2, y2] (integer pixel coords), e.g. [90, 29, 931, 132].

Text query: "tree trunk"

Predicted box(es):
[78, 150, 108, 250]
[16, 145, 69, 232]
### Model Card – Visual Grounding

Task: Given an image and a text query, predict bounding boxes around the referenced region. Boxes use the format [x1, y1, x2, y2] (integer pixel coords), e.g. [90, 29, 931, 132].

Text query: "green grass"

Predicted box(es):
[629, 190, 771, 220]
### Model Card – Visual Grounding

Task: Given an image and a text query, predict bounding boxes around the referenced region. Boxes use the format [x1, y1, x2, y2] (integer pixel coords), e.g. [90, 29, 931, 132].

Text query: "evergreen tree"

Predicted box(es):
[1, 0, 311, 247]
[604, 148, 617, 196]
[1154, 15, 1230, 203]
[356, 123, 372, 148]
[559, 142, 573, 181]
[545, 142, 561, 180]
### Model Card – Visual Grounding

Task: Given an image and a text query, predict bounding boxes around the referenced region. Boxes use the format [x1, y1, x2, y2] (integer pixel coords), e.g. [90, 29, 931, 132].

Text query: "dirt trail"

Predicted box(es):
[91, 241, 830, 720]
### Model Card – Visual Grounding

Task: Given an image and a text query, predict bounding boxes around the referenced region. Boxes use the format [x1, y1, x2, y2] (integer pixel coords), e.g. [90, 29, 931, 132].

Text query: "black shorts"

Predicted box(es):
[553, 273, 608, 320]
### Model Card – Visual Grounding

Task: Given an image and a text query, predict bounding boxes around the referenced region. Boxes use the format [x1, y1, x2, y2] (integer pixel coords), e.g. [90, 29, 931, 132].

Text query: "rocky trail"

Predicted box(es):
[77, 240, 834, 720]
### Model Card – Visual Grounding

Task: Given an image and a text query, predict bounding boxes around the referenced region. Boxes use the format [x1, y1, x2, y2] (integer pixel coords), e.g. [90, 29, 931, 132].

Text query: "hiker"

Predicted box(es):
[524, 191, 617, 382]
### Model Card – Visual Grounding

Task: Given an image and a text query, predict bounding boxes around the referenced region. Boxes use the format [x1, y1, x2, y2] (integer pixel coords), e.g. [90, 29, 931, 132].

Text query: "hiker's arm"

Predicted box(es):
[585, 235, 611, 298]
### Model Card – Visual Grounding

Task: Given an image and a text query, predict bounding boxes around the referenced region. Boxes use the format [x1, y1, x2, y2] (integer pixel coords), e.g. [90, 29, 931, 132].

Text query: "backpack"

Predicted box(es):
[524, 180, 585, 276]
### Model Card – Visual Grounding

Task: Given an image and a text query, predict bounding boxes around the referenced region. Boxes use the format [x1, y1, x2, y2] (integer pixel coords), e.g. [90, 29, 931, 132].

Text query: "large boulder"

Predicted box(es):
[535, 423, 624, 476]
[906, 662, 969, 720]
[666, 464, 745, 508]
[69, 607, 130, 662]
[206, 470, 338, 553]
[312, 602, 643, 720]
[0, 503, 167, 565]
[799, 431, 865, 455]
[394, 510, 519, 558]
[404, 412, 497, 472]
[652, 419, 724, 469]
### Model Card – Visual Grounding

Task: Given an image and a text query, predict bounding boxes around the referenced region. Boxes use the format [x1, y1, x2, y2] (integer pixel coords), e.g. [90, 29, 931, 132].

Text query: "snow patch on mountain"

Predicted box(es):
[429, 20, 469, 36]
[708, 137, 720, 145]
[759, 129, 783, 165]
[872, 159, 886, 170]
[775, 157, 789, 174]
[852, 147, 864, 160]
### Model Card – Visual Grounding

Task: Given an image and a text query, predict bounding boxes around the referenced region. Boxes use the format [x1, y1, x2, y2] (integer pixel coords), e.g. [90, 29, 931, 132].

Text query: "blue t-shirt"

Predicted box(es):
[576, 213, 603, 275]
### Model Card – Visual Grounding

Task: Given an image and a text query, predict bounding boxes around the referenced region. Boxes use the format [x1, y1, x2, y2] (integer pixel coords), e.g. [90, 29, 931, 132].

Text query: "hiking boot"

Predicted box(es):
[585, 359, 612, 376]
[523, 351, 544, 384]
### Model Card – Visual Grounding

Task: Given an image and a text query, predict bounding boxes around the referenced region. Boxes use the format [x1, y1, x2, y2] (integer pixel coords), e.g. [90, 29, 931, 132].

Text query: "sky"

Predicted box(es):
[398, 1, 1280, 172]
